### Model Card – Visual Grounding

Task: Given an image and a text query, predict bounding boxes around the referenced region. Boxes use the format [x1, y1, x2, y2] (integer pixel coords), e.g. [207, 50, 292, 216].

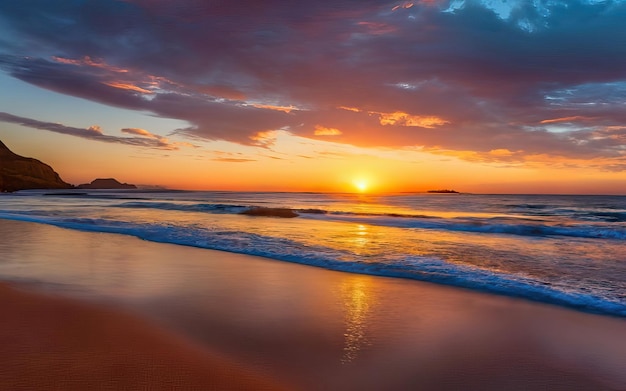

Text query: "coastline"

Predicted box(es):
[1, 219, 626, 390]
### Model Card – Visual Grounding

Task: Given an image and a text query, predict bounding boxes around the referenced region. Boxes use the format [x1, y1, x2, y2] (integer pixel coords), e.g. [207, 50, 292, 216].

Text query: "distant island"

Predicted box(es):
[427, 189, 459, 194]
[0, 140, 72, 192]
[77, 178, 137, 190]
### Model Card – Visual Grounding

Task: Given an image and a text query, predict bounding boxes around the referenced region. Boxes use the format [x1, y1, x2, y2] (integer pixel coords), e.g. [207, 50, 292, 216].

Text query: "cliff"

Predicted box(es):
[77, 178, 137, 189]
[0, 140, 73, 192]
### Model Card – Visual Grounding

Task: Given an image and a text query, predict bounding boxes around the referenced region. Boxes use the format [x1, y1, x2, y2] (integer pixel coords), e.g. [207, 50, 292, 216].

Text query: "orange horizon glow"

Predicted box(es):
[2, 123, 625, 195]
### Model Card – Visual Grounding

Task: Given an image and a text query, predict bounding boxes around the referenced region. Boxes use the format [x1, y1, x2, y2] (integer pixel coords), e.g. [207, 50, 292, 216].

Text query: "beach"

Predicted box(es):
[1, 219, 626, 390]
[0, 282, 283, 390]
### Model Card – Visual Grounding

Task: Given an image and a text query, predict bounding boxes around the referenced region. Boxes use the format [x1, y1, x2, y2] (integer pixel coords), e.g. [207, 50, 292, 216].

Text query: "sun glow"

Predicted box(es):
[354, 179, 368, 192]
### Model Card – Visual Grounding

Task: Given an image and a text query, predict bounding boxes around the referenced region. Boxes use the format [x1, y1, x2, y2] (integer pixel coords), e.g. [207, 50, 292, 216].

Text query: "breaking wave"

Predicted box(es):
[0, 211, 624, 318]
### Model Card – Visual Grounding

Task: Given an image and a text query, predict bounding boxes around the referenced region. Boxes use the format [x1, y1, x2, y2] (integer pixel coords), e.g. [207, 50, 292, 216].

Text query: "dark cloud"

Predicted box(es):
[0, 0, 625, 166]
[0, 54, 147, 110]
[0, 112, 182, 150]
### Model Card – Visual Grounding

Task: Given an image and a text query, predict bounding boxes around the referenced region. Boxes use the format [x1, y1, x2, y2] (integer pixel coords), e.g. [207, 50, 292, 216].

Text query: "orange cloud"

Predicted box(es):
[488, 148, 518, 157]
[198, 84, 246, 100]
[337, 107, 449, 129]
[121, 127, 159, 138]
[540, 116, 596, 124]
[104, 81, 153, 94]
[314, 125, 342, 136]
[427, 148, 525, 163]
[87, 125, 103, 134]
[338, 106, 362, 112]
[250, 130, 279, 147]
[52, 56, 129, 73]
[144, 75, 186, 91]
[250, 103, 298, 113]
[425, 147, 626, 171]
[212, 157, 256, 163]
[121, 127, 197, 149]
[392, 2, 415, 11]
[378, 111, 449, 128]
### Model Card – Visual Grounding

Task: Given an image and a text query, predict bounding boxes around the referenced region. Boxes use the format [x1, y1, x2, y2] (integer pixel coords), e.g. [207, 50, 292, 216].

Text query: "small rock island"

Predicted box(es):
[427, 189, 459, 194]
[77, 178, 137, 190]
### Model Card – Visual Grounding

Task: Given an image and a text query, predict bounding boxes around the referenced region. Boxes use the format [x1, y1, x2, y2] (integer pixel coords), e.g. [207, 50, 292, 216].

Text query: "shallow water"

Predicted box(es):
[1, 190, 624, 316]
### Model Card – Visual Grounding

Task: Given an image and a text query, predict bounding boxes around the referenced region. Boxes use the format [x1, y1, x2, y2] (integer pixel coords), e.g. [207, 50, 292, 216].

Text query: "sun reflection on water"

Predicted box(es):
[351, 224, 370, 254]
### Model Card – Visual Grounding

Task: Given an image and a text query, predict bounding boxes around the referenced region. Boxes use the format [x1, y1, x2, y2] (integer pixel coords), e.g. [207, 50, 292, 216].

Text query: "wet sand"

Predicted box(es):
[0, 282, 285, 390]
[0, 285, 287, 390]
[1, 219, 625, 390]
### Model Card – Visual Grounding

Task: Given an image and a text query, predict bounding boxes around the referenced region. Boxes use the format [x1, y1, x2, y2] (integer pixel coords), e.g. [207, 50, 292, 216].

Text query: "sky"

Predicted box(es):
[1, 0, 625, 194]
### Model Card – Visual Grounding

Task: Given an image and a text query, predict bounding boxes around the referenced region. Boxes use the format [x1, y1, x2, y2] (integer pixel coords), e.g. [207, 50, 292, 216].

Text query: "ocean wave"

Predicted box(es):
[0, 213, 624, 318]
[506, 202, 626, 222]
[112, 201, 626, 239]
[113, 201, 438, 218]
[6, 198, 626, 240]
[573, 211, 626, 223]
[115, 201, 247, 214]
[240, 207, 299, 218]
[307, 214, 626, 240]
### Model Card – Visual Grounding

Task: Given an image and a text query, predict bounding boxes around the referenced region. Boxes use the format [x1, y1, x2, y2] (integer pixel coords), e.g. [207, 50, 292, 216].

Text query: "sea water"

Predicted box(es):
[0, 190, 624, 316]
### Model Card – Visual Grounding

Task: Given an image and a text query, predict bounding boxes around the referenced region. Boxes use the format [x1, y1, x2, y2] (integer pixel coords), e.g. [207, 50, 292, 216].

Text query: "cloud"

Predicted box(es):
[211, 157, 257, 163]
[121, 127, 159, 138]
[0, 0, 625, 167]
[103, 81, 154, 95]
[314, 125, 342, 136]
[430, 147, 626, 172]
[377, 111, 449, 128]
[249, 130, 280, 148]
[208, 150, 257, 163]
[0, 112, 183, 150]
[540, 116, 597, 125]
[250, 103, 299, 113]
[52, 56, 129, 73]
[87, 125, 104, 135]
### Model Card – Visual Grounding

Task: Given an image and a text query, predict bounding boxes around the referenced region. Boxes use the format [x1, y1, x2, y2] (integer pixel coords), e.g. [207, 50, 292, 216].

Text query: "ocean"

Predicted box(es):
[0, 190, 624, 317]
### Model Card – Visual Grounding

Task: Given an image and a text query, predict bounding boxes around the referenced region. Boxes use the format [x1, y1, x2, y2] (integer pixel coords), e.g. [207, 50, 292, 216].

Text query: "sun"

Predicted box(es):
[353, 179, 368, 193]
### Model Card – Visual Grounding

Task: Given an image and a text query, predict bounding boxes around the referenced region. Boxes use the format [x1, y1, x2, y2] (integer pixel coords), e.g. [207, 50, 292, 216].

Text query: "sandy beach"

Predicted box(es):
[1, 219, 626, 390]
[0, 282, 285, 390]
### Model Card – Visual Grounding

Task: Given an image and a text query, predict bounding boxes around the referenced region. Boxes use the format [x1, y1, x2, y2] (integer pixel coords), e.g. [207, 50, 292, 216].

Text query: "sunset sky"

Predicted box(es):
[1, 0, 625, 193]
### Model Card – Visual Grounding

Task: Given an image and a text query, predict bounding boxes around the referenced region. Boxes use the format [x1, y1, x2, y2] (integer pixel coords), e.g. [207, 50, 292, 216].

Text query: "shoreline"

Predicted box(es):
[1, 219, 626, 390]
[0, 213, 622, 319]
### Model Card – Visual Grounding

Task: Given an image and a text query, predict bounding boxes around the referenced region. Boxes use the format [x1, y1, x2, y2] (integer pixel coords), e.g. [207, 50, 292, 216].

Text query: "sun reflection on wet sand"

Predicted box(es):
[339, 275, 376, 363]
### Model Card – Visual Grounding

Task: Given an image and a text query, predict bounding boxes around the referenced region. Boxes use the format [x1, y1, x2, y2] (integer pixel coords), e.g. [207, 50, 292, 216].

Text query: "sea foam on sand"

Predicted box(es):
[0, 219, 625, 390]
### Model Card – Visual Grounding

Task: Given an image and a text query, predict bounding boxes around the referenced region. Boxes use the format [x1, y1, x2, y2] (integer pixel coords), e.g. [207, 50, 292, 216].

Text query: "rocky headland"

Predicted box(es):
[0, 140, 73, 192]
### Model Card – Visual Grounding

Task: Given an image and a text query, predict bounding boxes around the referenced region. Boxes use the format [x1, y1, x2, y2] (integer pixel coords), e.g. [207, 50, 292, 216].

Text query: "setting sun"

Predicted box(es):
[353, 179, 368, 193]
